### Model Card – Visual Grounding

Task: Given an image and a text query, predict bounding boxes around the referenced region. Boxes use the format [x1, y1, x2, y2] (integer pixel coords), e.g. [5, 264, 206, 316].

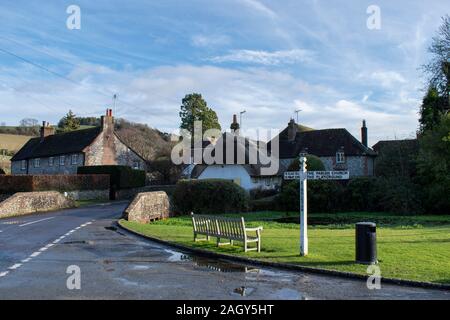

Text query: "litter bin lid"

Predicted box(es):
[356, 222, 376, 227]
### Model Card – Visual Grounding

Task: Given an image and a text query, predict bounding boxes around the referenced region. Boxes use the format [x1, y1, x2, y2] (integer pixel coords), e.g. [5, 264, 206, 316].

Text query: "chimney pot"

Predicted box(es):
[361, 119, 368, 147]
[288, 118, 297, 142]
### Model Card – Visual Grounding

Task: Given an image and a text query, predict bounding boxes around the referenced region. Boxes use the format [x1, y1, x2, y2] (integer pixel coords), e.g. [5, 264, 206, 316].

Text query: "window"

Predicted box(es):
[71, 154, 78, 165]
[336, 151, 345, 164]
[34, 158, 40, 168]
[60, 155, 65, 166]
[132, 161, 140, 169]
[21, 160, 26, 170]
[49, 157, 54, 166]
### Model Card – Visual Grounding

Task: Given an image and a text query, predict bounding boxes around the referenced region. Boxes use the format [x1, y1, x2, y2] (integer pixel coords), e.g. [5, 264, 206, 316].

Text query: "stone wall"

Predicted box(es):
[123, 191, 171, 223]
[0, 191, 76, 219]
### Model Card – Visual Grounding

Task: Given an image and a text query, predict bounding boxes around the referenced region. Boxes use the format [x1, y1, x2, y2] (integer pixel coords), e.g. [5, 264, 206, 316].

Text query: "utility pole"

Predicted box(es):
[295, 109, 302, 123]
[240, 110, 246, 131]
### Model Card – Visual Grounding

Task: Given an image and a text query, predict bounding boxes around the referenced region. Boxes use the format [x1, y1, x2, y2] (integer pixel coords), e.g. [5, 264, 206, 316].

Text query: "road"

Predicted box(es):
[0, 202, 449, 300]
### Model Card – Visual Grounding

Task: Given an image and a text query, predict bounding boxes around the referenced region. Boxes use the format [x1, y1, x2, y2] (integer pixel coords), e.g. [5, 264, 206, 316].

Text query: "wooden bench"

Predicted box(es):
[191, 213, 263, 252]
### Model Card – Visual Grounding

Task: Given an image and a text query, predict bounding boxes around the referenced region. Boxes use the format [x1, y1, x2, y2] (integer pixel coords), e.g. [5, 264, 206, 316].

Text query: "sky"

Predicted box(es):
[0, 0, 448, 146]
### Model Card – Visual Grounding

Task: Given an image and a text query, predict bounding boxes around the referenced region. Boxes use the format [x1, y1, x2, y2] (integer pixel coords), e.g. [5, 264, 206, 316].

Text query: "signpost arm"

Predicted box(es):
[300, 157, 308, 256]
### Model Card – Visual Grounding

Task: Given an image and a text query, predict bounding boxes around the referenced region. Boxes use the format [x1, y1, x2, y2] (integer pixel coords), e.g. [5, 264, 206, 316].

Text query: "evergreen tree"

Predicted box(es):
[179, 93, 221, 136]
[59, 110, 80, 132]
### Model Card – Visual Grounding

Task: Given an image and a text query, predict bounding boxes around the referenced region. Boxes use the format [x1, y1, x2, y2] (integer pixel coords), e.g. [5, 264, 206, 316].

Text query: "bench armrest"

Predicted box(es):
[245, 226, 263, 232]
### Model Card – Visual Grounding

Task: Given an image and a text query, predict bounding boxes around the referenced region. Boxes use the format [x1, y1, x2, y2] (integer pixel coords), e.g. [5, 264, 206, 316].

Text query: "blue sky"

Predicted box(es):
[0, 0, 448, 145]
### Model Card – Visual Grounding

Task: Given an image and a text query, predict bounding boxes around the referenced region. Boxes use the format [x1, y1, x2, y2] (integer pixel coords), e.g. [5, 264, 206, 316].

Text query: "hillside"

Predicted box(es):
[114, 119, 174, 161]
[0, 134, 34, 153]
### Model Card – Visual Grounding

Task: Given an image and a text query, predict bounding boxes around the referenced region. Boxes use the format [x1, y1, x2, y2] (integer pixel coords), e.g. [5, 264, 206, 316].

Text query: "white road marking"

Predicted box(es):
[0, 219, 95, 279]
[19, 217, 54, 227]
[30, 251, 41, 257]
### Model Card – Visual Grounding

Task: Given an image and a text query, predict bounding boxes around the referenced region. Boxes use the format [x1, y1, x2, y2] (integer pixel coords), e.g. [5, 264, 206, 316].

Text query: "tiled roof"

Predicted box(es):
[271, 127, 377, 159]
[11, 127, 102, 161]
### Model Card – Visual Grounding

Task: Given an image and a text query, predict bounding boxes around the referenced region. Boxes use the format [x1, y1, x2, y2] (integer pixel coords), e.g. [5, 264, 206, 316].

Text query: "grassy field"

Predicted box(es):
[120, 212, 450, 284]
[0, 134, 33, 152]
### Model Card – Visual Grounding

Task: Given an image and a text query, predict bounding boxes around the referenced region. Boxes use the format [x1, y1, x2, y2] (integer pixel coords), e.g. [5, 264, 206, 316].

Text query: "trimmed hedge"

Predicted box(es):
[0, 174, 110, 193]
[77, 165, 145, 189]
[172, 179, 249, 215]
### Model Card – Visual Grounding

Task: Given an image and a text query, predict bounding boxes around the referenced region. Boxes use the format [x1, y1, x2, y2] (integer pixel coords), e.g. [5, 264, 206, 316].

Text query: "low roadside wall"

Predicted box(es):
[122, 191, 171, 223]
[0, 191, 76, 219]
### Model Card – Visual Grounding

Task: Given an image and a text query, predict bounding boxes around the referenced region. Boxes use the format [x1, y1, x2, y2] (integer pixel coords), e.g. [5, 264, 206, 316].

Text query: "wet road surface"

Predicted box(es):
[0, 202, 449, 300]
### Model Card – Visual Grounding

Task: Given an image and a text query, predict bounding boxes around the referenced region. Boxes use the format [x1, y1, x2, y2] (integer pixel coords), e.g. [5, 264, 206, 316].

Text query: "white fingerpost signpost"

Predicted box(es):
[284, 159, 350, 256]
[299, 157, 308, 256]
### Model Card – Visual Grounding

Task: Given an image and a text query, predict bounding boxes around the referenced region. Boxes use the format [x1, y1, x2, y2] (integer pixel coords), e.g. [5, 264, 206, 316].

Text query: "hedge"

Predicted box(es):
[172, 179, 249, 215]
[77, 165, 145, 189]
[0, 174, 110, 193]
[277, 176, 425, 214]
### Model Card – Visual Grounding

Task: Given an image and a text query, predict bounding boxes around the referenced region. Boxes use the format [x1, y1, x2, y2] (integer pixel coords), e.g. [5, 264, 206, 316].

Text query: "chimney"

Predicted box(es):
[230, 114, 240, 134]
[361, 120, 368, 147]
[101, 108, 114, 131]
[40, 121, 54, 142]
[288, 118, 297, 141]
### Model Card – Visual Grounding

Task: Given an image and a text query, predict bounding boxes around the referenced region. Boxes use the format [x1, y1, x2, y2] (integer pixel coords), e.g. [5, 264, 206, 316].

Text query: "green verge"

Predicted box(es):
[119, 212, 450, 284]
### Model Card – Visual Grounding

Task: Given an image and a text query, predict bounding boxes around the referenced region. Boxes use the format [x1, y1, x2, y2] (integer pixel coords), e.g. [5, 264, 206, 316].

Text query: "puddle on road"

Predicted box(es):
[164, 249, 260, 273]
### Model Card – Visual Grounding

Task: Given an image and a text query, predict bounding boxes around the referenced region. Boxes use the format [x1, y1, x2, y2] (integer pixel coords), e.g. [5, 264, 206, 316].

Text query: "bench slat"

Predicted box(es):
[191, 213, 262, 252]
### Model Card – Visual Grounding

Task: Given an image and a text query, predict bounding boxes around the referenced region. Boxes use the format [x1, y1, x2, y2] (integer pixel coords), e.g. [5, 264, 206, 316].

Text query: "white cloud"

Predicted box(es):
[209, 49, 314, 65]
[191, 34, 231, 47]
[0, 61, 419, 145]
[239, 0, 277, 19]
[369, 71, 407, 88]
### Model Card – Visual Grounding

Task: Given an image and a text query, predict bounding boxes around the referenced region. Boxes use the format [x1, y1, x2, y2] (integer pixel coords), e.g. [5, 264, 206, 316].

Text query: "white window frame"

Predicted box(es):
[60, 155, 65, 166]
[71, 154, 78, 165]
[21, 160, 26, 170]
[336, 152, 345, 164]
[34, 158, 40, 168]
[49, 157, 54, 166]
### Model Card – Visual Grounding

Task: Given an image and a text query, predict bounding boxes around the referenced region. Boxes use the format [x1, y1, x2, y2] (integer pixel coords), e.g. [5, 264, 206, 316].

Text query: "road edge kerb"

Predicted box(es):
[117, 220, 450, 292]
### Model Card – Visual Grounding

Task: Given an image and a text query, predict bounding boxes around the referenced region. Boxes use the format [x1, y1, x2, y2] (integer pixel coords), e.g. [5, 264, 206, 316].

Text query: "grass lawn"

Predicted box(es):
[75, 199, 111, 207]
[120, 212, 450, 284]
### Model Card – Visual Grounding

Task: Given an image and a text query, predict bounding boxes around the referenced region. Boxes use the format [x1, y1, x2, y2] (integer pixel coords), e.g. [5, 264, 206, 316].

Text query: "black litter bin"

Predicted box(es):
[355, 222, 377, 264]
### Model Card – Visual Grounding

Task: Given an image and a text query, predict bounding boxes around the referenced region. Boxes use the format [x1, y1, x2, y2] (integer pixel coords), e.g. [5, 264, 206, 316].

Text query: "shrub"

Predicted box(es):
[249, 187, 278, 200]
[287, 155, 326, 172]
[344, 177, 381, 211]
[374, 177, 424, 214]
[0, 168, 5, 175]
[172, 179, 249, 215]
[77, 166, 145, 189]
[277, 179, 345, 213]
